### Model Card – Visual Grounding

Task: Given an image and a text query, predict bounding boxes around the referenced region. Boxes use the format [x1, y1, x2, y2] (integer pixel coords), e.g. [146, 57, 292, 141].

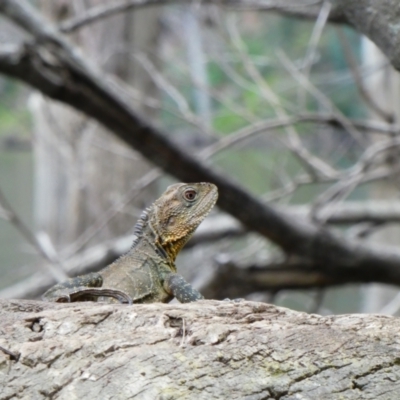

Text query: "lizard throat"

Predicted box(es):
[161, 236, 190, 264]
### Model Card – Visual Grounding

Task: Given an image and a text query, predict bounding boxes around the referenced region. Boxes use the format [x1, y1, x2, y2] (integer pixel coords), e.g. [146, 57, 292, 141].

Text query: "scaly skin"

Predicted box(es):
[42, 182, 218, 304]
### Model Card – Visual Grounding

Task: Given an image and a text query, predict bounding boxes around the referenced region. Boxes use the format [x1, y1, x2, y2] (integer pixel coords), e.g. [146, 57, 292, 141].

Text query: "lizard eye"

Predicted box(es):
[183, 189, 197, 202]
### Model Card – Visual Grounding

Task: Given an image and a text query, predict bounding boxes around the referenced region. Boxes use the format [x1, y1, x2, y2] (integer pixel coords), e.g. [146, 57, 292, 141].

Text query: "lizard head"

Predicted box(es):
[150, 182, 218, 262]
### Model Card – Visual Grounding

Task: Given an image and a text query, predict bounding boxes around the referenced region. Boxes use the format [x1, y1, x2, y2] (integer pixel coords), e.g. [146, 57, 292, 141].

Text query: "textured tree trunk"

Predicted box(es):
[1, 299, 399, 399]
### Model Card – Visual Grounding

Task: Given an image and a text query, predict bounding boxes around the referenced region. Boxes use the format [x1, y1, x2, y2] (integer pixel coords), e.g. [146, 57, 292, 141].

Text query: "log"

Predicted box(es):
[1, 299, 399, 399]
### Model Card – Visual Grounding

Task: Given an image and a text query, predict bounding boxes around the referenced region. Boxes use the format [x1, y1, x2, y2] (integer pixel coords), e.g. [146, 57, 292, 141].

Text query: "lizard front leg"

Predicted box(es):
[163, 273, 204, 303]
[42, 272, 133, 304]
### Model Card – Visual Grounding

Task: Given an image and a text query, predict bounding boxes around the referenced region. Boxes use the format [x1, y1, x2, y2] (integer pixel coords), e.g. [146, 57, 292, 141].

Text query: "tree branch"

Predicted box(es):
[60, 0, 168, 33]
[2, 1, 400, 293]
[1, 299, 400, 398]
[0, 236, 133, 300]
[222, 0, 400, 74]
[331, 0, 400, 72]
[3, 200, 400, 300]
[59, 0, 348, 34]
[0, 186, 68, 282]
[203, 254, 400, 299]
[336, 27, 394, 123]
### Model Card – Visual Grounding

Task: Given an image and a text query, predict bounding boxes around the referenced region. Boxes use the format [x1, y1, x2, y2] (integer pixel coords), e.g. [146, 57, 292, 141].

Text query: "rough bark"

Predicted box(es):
[331, 0, 400, 71]
[1, 299, 400, 399]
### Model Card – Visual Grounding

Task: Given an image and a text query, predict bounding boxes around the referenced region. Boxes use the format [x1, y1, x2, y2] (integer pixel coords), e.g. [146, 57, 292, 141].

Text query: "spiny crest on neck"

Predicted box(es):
[131, 206, 151, 248]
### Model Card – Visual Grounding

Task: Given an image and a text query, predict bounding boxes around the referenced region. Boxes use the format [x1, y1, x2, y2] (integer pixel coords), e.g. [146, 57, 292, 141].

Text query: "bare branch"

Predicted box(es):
[202, 249, 400, 299]
[331, 0, 400, 72]
[223, 0, 347, 23]
[226, 16, 338, 179]
[3, 0, 400, 293]
[157, 45, 265, 127]
[60, 0, 165, 33]
[201, 113, 400, 160]
[278, 49, 366, 146]
[312, 137, 400, 220]
[0, 236, 133, 300]
[56, 0, 400, 75]
[0, 187, 67, 282]
[336, 28, 394, 123]
[4, 199, 400, 300]
[60, 0, 348, 34]
[61, 168, 161, 258]
[135, 54, 196, 121]
[298, 0, 331, 107]
[301, 1, 331, 72]
[0, 218, 244, 300]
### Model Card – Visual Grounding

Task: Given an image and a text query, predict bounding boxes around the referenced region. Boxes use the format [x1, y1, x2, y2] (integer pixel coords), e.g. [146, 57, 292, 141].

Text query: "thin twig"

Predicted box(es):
[157, 30, 261, 124]
[346, 222, 384, 240]
[6, 198, 400, 300]
[226, 16, 338, 180]
[60, 0, 165, 33]
[299, 0, 331, 107]
[301, 0, 331, 72]
[61, 168, 161, 258]
[134, 53, 220, 137]
[311, 138, 400, 221]
[202, 113, 399, 160]
[59, 0, 327, 33]
[336, 27, 394, 123]
[278, 50, 366, 146]
[0, 188, 68, 281]
[4, 0, 400, 296]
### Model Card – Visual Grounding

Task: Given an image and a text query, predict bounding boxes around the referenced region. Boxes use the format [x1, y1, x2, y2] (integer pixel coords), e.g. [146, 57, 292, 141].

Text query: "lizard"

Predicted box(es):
[42, 182, 218, 304]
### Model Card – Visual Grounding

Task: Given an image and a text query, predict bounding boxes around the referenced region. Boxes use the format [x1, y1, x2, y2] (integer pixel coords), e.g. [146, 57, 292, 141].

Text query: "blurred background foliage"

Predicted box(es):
[0, 4, 394, 314]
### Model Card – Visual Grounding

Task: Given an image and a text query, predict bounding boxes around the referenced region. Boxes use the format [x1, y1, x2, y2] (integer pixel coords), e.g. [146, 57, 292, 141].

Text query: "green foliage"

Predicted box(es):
[0, 80, 31, 137]
[0, 108, 31, 137]
[207, 62, 226, 86]
[213, 112, 248, 135]
[213, 145, 302, 196]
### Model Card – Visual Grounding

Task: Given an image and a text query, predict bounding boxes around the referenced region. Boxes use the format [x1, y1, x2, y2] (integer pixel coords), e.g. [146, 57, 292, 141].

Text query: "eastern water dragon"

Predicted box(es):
[42, 182, 218, 304]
